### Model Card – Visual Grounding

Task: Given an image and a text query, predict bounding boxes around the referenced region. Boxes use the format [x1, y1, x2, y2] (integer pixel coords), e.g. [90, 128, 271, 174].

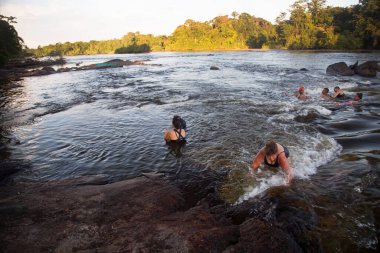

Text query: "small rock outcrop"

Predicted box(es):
[326, 62, 355, 76]
[210, 66, 220, 70]
[354, 61, 380, 77]
[327, 61, 379, 77]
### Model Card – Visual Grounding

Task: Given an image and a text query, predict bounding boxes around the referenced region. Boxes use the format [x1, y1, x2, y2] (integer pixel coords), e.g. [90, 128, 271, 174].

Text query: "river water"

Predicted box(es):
[0, 51, 379, 252]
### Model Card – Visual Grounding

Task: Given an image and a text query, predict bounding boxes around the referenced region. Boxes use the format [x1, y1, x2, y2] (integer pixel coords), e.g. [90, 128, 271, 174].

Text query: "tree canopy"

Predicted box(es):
[0, 15, 24, 66]
[9, 0, 380, 58]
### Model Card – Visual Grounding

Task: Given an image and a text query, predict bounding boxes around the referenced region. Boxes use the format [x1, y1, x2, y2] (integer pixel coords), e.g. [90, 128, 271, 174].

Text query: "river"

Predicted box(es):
[0, 51, 379, 252]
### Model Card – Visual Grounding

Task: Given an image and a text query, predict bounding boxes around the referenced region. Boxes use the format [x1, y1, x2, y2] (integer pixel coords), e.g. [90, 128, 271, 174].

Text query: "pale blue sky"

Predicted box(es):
[1, 0, 358, 48]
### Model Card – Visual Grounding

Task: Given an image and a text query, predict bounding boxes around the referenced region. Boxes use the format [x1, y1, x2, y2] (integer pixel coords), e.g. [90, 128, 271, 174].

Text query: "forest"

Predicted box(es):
[1, 0, 379, 63]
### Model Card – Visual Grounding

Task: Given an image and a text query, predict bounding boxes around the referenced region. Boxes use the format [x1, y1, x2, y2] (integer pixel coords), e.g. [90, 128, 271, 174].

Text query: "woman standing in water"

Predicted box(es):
[164, 115, 187, 143]
[251, 140, 293, 183]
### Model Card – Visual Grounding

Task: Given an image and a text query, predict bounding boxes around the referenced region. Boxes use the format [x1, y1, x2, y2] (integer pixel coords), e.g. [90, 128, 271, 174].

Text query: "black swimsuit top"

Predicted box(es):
[167, 128, 186, 144]
[264, 145, 290, 167]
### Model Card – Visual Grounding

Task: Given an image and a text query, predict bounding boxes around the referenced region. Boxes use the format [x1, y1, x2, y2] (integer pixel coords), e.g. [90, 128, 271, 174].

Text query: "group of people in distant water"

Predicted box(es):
[294, 85, 363, 105]
[163, 116, 293, 183]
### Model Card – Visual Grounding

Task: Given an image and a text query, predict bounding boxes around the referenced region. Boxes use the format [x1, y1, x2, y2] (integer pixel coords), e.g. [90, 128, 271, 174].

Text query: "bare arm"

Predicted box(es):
[278, 153, 293, 182]
[332, 90, 343, 98]
[163, 129, 172, 141]
[251, 148, 265, 172]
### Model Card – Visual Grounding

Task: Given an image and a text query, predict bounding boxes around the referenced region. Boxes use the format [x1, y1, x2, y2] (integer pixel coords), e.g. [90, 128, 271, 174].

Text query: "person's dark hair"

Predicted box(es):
[322, 88, 329, 94]
[334, 86, 340, 92]
[172, 115, 186, 130]
[357, 93, 363, 99]
[265, 140, 278, 155]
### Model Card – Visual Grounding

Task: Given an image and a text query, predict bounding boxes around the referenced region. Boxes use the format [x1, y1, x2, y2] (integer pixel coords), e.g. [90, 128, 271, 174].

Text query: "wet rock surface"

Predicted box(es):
[0, 58, 145, 84]
[354, 60, 380, 77]
[326, 62, 355, 76]
[327, 60, 379, 77]
[0, 174, 323, 253]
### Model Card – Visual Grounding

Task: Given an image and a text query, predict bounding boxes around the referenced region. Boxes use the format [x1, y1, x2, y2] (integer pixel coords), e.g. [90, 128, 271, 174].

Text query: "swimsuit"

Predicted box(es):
[264, 145, 290, 167]
[167, 129, 186, 144]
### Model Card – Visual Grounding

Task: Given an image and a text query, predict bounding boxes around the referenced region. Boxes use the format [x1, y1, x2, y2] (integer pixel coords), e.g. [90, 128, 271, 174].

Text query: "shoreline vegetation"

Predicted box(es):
[26, 0, 380, 56]
[1, 0, 379, 67]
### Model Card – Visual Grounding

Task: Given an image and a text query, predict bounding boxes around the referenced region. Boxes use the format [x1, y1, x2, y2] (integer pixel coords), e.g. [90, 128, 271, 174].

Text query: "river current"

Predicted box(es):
[1, 51, 379, 251]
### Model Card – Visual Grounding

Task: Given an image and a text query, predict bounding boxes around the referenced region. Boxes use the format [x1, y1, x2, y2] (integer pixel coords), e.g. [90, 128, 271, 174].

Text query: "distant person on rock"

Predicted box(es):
[320, 88, 332, 100]
[251, 140, 293, 183]
[332, 86, 345, 99]
[164, 115, 187, 143]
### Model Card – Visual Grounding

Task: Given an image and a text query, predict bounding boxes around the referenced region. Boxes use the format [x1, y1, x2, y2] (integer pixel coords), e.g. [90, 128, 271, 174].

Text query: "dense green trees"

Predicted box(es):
[355, 0, 380, 49]
[0, 15, 24, 66]
[26, 0, 380, 56]
[275, 0, 379, 49]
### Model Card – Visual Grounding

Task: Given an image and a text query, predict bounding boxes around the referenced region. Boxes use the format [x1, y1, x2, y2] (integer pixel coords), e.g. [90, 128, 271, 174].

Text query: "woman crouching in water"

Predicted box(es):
[164, 115, 187, 143]
[251, 140, 293, 183]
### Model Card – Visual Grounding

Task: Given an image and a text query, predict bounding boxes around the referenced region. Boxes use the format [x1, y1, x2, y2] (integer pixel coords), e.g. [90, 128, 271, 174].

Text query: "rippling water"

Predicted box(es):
[1, 51, 379, 251]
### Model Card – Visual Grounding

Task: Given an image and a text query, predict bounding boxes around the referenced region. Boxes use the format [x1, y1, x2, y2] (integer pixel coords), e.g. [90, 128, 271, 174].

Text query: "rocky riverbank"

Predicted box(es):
[0, 58, 145, 84]
[0, 173, 322, 253]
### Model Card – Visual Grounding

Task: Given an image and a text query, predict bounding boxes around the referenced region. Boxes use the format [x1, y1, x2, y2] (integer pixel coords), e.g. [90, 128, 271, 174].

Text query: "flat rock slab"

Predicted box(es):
[0, 176, 322, 252]
[0, 176, 239, 252]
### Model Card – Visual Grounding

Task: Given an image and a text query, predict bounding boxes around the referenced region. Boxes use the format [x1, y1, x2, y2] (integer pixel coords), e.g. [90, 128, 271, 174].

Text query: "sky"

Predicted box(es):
[1, 0, 359, 48]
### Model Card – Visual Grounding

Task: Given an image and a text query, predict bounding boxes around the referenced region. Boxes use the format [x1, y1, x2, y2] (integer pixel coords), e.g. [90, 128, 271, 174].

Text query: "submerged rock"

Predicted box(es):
[210, 66, 220, 70]
[78, 59, 144, 70]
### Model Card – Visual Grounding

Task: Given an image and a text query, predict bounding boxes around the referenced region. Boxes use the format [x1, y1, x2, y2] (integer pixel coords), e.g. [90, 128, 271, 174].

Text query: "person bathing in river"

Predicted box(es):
[351, 92, 363, 105]
[164, 115, 187, 143]
[285, 86, 309, 100]
[251, 140, 293, 183]
[337, 92, 363, 106]
[320, 88, 332, 100]
[332, 86, 345, 99]
[296, 86, 310, 101]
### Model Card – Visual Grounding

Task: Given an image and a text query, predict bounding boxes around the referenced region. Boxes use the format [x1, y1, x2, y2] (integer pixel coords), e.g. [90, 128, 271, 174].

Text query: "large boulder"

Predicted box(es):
[354, 61, 379, 77]
[326, 62, 355, 76]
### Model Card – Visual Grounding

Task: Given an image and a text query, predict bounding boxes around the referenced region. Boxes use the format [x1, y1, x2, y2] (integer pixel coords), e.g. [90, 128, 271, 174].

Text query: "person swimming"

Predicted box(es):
[320, 88, 332, 100]
[343, 92, 363, 106]
[251, 140, 293, 183]
[164, 115, 187, 143]
[296, 86, 310, 101]
[332, 86, 345, 99]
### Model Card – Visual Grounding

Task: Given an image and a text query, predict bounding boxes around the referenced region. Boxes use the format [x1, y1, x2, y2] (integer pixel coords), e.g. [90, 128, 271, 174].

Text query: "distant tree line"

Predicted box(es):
[1, 0, 379, 64]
